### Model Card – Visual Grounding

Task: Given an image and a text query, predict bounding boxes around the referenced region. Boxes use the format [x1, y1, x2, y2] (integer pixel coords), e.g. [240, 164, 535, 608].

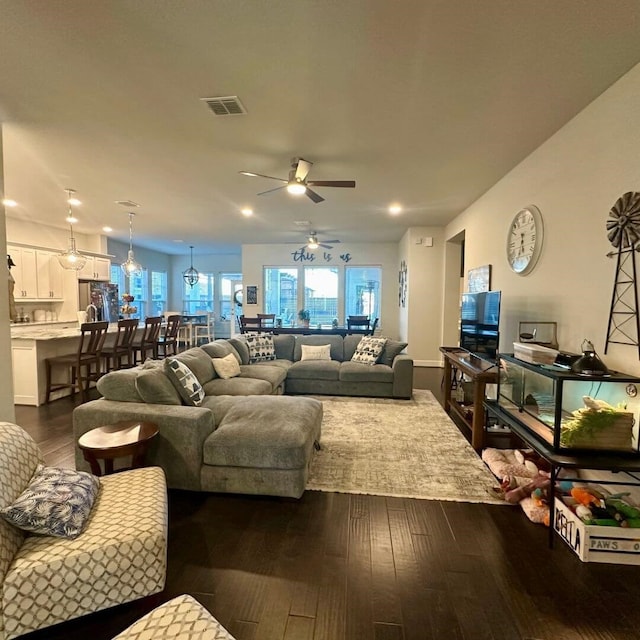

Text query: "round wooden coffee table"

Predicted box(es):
[78, 420, 159, 476]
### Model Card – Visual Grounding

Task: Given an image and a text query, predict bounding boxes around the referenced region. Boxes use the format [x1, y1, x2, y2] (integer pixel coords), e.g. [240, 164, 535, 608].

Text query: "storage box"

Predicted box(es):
[554, 497, 640, 564]
[513, 342, 559, 365]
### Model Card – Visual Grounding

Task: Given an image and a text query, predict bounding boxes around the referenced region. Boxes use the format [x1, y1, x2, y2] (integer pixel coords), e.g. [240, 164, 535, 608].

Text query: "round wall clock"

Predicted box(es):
[506, 205, 544, 275]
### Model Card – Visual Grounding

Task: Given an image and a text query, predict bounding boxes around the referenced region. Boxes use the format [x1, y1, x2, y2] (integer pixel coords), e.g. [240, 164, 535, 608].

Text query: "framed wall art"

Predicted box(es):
[246, 285, 258, 305]
[467, 264, 491, 293]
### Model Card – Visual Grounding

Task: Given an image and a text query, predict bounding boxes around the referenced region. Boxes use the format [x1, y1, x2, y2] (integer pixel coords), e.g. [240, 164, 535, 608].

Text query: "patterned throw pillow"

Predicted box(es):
[0, 464, 101, 539]
[351, 336, 387, 365]
[212, 353, 241, 379]
[300, 344, 332, 361]
[164, 357, 205, 406]
[245, 332, 276, 363]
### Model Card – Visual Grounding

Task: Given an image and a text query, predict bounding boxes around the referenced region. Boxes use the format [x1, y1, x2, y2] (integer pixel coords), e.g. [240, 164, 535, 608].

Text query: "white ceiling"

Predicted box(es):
[2, 1, 640, 255]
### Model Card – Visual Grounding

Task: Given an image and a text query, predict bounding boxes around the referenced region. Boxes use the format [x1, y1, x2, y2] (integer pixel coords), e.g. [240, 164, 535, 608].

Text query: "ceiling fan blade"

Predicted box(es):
[239, 171, 287, 182]
[257, 185, 287, 196]
[319, 242, 334, 249]
[305, 188, 325, 204]
[322, 239, 341, 244]
[307, 180, 356, 188]
[294, 158, 313, 182]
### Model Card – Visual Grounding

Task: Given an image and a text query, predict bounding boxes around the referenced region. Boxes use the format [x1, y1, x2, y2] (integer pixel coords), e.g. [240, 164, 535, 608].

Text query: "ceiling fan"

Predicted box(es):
[239, 157, 355, 203]
[287, 231, 341, 250]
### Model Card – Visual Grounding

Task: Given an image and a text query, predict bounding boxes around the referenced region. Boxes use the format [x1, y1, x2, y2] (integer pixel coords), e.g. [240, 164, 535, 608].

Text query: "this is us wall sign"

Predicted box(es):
[290, 247, 352, 263]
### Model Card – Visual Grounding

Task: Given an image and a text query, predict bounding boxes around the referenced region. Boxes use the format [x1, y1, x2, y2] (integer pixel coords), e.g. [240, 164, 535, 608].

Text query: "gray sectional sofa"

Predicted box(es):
[73, 333, 412, 498]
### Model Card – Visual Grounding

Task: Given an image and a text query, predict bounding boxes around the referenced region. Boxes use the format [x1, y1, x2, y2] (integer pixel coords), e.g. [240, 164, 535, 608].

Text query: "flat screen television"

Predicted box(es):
[459, 290, 501, 362]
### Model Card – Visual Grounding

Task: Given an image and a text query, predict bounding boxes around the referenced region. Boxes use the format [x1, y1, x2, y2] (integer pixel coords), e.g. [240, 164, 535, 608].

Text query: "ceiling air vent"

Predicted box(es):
[115, 200, 140, 208]
[201, 96, 247, 116]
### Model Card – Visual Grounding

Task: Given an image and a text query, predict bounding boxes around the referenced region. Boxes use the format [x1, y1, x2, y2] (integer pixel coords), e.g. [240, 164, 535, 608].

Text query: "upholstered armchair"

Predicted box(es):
[0, 422, 167, 640]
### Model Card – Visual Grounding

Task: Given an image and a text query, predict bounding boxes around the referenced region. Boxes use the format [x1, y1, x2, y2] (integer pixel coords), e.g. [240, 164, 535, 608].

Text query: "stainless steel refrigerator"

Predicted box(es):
[78, 282, 120, 322]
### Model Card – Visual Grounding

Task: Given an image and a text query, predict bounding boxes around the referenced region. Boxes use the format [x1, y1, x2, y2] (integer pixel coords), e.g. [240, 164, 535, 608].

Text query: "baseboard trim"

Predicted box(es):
[414, 359, 442, 368]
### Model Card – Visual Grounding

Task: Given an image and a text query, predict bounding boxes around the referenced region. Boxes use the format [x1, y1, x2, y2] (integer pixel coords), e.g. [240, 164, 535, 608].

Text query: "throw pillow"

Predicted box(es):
[300, 344, 332, 361]
[245, 332, 276, 363]
[378, 339, 408, 367]
[212, 353, 241, 379]
[0, 464, 101, 539]
[164, 357, 205, 406]
[351, 336, 387, 365]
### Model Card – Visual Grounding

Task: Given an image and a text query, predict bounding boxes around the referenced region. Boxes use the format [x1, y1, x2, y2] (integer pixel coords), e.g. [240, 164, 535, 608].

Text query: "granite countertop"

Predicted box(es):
[11, 322, 123, 340]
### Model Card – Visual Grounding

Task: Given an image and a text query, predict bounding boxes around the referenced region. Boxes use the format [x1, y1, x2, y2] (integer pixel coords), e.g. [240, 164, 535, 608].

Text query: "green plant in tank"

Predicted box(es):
[560, 397, 629, 446]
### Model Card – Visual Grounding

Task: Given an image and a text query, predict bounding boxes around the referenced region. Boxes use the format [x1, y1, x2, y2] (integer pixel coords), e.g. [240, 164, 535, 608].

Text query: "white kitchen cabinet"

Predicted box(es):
[9, 246, 38, 299]
[36, 250, 64, 299]
[11, 341, 38, 405]
[77, 256, 111, 281]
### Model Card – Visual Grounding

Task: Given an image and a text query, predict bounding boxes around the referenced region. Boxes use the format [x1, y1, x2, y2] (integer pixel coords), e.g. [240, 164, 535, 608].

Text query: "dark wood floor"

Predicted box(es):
[14, 368, 640, 640]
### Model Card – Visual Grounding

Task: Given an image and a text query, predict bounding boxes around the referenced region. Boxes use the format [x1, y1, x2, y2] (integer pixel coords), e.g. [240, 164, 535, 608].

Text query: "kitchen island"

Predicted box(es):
[11, 321, 132, 406]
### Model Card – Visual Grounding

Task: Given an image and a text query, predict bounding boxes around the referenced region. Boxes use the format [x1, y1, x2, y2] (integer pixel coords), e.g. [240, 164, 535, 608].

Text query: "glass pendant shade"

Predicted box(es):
[121, 212, 143, 277]
[58, 234, 87, 271]
[183, 245, 199, 287]
[58, 189, 88, 270]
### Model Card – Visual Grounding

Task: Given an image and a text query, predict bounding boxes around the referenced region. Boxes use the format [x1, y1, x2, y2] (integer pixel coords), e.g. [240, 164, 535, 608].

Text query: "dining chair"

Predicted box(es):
[101, 318, 138, 371]
[368, 317, 379, 336]
[45, 321, 109, 403]
[257, 313, 276, 328]
[239, 315, 263, 333]
[347, 315, 371, 334]
[157, 314, 182, 357]
[193, 311, 215, 346]
[131, 316, 163, 364]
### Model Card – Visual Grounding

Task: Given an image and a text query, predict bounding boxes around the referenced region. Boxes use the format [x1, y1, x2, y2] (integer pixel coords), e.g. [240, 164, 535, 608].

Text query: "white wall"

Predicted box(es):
[0, 128, 16, 422]
[400, 227, 446, 366]
[241, 242, 401, 339]
[444, 61, 640, 376]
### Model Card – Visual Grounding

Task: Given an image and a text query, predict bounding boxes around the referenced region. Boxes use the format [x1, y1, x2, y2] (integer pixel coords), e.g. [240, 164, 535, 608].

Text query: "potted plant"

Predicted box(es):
[298, 309, 310, 327]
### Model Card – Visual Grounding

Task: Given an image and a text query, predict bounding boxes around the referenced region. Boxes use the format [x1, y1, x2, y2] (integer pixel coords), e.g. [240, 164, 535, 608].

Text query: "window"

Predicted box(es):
[183, 273, 214, 314]
[263, 265, 382, 327]
[345, 267, 381, 321]
[219, 273, 242, 320]
[110, 266, 126, 301]
[151, 271, 167, 316]
[304, 267, 338, 326]
[264, 268, 298, 326]
[128, 269, 148, 320]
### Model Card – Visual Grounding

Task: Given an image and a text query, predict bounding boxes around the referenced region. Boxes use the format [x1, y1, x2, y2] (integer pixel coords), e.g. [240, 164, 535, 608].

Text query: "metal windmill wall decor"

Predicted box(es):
[605, 191, 640, 357]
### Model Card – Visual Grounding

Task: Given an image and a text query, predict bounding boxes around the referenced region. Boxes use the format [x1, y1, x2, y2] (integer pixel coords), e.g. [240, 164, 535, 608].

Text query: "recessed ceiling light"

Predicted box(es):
[241, 208, 253, 217]
[65, 215, 78, 224]
[102, 226, 113, 233]
[389, 204, 402, 215]
[173, 239, 184, 243]
[2, 198, 17, 207]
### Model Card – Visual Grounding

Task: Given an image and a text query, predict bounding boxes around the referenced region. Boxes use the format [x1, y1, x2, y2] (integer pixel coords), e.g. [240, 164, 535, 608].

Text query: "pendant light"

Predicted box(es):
[121, 212, 143, 277]
[183, 245, 199, 287]
[57, 189, 88, 271]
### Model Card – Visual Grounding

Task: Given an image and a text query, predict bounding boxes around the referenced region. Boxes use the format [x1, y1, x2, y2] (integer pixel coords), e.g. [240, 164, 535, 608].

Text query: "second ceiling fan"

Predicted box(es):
[240, 157, 355, 203]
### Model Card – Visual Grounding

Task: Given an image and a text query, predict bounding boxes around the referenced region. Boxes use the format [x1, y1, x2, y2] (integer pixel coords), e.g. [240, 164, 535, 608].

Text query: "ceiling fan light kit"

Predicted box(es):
[240, 157, 355, 204]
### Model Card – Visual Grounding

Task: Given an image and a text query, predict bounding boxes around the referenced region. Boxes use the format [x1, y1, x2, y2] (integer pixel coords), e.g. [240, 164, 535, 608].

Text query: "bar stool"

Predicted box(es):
[131, 316, 162, 364]
[192, 312, 215, 346]
[101, 318, 138, 371]
[156, 314, 182, 358]
[45, 321, 109, 403]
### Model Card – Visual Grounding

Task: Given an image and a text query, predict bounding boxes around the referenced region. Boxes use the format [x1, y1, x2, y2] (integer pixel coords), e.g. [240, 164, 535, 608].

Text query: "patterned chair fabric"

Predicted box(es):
[112, 594, 236, 640]
[0, 423, 168, 640]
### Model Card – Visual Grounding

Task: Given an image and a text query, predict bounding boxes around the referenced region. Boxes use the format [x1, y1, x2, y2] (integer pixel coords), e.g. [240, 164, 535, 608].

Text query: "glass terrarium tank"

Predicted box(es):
[498, 354, 640, 454]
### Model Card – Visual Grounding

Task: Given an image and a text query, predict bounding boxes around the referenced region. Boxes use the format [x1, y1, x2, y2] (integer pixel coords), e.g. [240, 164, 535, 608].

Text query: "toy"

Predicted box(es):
[504, 471, 551, 505]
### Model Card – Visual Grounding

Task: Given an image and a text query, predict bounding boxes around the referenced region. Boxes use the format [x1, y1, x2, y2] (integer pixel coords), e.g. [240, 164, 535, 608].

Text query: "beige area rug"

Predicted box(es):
[306, 389, 505, 504]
